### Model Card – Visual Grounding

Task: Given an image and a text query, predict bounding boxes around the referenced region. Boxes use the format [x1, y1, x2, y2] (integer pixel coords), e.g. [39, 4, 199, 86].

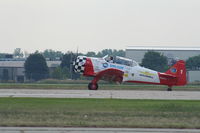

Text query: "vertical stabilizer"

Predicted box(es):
[165, 60, 187, 86]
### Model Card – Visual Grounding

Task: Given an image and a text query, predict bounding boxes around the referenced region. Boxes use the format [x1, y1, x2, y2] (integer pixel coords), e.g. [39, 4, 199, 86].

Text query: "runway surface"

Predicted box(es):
[0, 89, 200, 100]
[1, 127, 200, 133]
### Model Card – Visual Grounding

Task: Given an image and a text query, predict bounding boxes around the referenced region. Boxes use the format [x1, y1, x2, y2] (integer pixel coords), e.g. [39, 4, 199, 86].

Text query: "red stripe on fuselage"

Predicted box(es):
[83, 58, 95, 76]
[126, 80, 161, 85]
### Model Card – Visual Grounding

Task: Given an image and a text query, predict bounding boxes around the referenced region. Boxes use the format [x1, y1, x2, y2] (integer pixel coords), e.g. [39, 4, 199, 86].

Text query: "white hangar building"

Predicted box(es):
[125, 46, 200, 83]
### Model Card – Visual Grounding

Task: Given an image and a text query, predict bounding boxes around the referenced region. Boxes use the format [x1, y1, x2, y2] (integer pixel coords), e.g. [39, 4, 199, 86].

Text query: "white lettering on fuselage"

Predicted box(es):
[91, 58, 160, 83]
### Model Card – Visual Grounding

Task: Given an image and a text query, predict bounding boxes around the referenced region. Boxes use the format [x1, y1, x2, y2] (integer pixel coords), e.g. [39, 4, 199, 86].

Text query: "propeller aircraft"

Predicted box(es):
[73, 55, 187, 91]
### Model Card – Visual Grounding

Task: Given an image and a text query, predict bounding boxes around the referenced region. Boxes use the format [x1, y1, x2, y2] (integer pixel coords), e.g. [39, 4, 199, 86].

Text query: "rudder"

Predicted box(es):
[165, 60, 187, 86]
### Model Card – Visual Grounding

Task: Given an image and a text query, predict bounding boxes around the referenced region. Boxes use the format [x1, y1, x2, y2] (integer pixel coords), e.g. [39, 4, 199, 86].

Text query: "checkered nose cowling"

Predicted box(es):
[73, 56, 87, 74]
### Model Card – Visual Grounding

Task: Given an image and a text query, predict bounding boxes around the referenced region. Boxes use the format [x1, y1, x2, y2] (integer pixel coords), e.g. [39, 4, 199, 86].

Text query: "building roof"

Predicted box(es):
[126, 46, 200, 51]
[0, 61, 61, 68]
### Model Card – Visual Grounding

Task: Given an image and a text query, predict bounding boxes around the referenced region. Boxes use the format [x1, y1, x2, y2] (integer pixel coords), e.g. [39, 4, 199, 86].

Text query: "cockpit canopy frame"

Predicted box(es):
[103, 55, 138, 67]
[115, 56, 138, 67]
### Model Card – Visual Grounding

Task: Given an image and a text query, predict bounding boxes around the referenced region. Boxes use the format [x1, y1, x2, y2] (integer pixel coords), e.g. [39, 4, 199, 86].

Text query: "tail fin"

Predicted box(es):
[165, 60, 187, 86]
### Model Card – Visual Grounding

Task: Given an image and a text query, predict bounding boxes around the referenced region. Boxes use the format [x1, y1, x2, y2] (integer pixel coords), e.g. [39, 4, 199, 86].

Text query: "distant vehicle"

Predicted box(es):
[73, 55, 187, 91]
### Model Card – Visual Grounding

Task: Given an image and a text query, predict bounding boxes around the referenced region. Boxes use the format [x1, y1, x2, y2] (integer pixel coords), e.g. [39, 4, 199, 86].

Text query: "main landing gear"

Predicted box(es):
[167, 86, 172, 91]
[88, 82, 98, 90]
[88, 76, 100, 90]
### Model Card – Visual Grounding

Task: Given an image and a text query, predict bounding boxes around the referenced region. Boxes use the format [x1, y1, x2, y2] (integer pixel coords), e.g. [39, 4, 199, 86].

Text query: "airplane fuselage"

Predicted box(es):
[88, 57, 160, 84]
[73, 56, 187, 90]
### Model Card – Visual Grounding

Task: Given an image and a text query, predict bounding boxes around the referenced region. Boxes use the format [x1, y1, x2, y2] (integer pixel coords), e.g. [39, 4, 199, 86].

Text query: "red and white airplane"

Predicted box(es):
[73, 55, 187, 91]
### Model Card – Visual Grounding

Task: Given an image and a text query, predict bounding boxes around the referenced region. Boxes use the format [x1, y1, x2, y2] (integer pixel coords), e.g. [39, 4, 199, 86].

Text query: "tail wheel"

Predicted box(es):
[167, 87, 172, 91]
[88, 83, 98, 90]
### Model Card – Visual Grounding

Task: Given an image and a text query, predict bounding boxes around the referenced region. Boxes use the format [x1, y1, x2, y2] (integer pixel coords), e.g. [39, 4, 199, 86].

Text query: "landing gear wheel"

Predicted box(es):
[167, 87, 172, 91]
[88, 83, 98, 90]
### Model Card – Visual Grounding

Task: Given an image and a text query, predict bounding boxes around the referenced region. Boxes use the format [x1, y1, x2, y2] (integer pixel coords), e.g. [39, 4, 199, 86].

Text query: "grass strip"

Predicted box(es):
[0, 98, 200, 128]
[0, 83, 199, 91]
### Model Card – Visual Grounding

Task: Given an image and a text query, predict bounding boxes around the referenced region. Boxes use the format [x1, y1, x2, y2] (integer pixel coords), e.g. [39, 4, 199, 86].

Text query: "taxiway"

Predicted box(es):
[0, 89, 200, 100]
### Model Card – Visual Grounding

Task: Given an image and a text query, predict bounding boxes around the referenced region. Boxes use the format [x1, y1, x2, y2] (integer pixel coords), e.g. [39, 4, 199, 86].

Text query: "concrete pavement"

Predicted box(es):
[0, 89, 200, 100]
[0, 127, 200, 133]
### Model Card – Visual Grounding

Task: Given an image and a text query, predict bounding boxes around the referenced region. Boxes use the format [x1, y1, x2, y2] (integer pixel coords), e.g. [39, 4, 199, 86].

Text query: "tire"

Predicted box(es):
[167, 87, 172, 91]
[88, 83, 98, 90]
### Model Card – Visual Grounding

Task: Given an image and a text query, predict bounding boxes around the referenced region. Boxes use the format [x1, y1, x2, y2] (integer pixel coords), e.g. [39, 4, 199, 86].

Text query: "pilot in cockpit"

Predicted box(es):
[103, 55, 114, 63]
[109, 56, 114, 63]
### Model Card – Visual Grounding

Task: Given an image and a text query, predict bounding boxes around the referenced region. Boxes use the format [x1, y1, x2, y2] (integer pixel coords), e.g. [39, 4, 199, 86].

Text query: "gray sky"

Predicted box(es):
[0, 0, 200, 54]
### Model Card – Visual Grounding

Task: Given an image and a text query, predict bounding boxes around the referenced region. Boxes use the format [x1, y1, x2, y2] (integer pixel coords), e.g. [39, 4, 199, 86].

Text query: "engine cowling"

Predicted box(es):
[73, 56, 95, 76]
[73, 56, 87, 74]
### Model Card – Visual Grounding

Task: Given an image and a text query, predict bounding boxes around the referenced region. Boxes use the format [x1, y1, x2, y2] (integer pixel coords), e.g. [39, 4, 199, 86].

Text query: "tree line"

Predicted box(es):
[23, 49, 126, 81]
[11, 48, 125, 59]
[5, 48, 200, 81]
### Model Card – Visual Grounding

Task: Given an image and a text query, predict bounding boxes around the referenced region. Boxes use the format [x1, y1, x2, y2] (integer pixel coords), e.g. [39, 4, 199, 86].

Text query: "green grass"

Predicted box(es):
[0, 98, 200, 128]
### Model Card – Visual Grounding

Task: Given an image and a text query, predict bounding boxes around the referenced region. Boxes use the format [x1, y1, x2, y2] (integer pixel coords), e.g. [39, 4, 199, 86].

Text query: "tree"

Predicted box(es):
[186, 55, 200, 70]
[113, 49, 125, 57]
[60, 52, 80, 79]
[96, 49, 125, 57]
[141, 51, 168, 72]
[51, 67, 64, 79]
[60, 52, 74, 68]
[86, 51, 96, 57]
[13, 48, 23, 58]
[24, 52, 49, 81]
[42, 49, 63, 60]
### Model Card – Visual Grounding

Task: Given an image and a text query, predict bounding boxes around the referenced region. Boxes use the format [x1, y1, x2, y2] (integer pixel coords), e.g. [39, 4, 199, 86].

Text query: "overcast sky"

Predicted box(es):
[0, 0, 200, 54]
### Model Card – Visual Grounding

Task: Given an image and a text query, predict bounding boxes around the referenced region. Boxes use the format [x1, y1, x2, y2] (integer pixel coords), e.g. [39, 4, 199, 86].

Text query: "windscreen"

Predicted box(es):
[115, 56, 138, 67]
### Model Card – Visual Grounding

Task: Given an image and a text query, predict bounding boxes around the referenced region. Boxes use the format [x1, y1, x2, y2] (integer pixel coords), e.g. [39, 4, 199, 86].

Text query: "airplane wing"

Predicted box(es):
[94, 68, 124, 83]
